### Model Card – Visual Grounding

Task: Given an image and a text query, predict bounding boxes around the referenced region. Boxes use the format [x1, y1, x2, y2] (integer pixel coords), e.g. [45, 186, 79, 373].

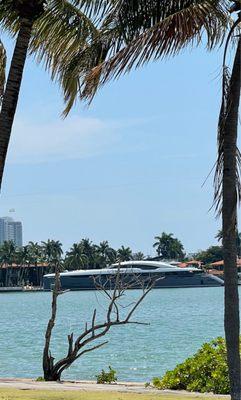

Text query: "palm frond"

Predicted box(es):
[26, 0, 99, 115]
[0, 1, 19, 31]
[80, 0, 229, 102]
[30, 0, 98, 70]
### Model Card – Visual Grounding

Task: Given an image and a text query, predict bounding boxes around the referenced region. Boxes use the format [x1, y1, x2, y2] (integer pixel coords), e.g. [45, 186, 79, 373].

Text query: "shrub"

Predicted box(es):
[96, 366, 117, 384]
[153, 337, 230, 394]
[36, 376, 45, 382]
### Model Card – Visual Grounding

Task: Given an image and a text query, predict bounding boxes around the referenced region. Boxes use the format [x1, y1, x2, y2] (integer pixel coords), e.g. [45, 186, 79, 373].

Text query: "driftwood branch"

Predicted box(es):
[42, 263, 61, 380]
[43, 267, 157, 381]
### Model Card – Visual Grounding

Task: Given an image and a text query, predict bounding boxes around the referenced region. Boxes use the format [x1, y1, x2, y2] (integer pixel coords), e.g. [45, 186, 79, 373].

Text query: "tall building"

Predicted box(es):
[0, 217, 23, 247]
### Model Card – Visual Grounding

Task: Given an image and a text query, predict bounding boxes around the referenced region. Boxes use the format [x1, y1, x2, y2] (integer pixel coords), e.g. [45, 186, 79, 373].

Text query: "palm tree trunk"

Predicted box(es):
[223, 37, 241, 400]
[0, 18, 33, 189]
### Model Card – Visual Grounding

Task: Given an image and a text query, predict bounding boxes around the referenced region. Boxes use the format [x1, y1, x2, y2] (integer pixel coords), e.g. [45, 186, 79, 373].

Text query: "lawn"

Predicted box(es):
[0, 389, 227, 400]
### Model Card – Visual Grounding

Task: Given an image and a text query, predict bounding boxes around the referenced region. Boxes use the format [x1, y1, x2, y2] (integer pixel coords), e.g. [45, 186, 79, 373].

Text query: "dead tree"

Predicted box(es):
[43, 268, 157, 381]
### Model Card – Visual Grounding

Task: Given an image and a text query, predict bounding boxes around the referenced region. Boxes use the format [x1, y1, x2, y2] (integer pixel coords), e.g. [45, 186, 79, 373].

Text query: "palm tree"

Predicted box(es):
[96, 240, 116, 267]
[0, 240, 16, 286]
[27, 241, 43, 285]
[117, 246, 132, 262]
[0, 0, 96, 189]
[153, 232, 185, 260]
[153, 236, 163, 257]
[65, 243, 88, 270]
[64, 2, 240, 397]
[216, 229, 241, 257]
[132, 252, 145, 261]
[79, 238, 97, 268]
[41, 239, 63, 272]
[14, 245, 29, 285]
[27, 241, 41, 264]
[14, 245, 29, 266]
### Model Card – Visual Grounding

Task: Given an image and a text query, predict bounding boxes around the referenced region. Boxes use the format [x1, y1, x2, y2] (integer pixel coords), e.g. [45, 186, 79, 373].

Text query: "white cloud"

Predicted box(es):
[7, 115, 121, 164]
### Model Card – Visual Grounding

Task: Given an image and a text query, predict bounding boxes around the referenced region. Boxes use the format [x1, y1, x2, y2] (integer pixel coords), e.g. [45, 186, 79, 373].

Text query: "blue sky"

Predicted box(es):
[0, 33, 239, 255]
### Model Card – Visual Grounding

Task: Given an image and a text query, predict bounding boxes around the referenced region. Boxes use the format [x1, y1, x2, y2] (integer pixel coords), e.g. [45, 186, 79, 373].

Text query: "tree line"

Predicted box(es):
[0, 231, 235, 286]
[0, 232, 185, 272]
[1, 229, 236, 277]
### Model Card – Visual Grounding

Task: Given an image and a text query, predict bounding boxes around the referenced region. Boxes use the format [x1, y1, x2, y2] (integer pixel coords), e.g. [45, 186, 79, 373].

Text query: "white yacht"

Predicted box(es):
[43, 260, 224, 290]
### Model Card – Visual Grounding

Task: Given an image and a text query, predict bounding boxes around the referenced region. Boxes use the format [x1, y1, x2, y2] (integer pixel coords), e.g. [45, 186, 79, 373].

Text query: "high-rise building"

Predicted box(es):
[0, 217, 23, 247]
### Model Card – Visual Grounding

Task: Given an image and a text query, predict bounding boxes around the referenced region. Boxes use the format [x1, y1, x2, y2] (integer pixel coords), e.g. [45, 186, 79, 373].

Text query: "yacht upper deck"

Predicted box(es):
[44, 260, 201, 278]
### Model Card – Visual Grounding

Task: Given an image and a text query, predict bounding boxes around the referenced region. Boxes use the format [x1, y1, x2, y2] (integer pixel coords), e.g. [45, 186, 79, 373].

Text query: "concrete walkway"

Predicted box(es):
[0, 378, 229, 398]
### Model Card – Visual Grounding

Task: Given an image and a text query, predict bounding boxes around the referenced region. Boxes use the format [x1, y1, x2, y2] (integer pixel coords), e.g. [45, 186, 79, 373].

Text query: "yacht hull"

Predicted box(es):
[43, 271, 223, 291]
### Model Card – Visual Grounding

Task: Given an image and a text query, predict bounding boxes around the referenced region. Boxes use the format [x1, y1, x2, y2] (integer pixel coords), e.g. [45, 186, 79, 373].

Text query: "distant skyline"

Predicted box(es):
[0, 216, 23, 247]
[0, 32, 240, 254]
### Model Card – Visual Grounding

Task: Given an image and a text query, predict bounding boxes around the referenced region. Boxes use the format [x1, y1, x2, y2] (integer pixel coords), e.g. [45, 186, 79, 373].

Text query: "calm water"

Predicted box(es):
[0, 287, 238, 382]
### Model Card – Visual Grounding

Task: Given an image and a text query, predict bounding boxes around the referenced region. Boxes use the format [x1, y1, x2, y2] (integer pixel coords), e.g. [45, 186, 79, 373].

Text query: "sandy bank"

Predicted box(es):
[0, 378, 229, 398]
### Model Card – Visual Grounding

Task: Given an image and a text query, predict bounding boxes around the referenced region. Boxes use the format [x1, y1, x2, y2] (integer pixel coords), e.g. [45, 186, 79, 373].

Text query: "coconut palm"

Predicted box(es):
[117, 246, 132, 262]
[27, 241, 42, 265]
[132, 252, 145, 261]
[79, 238, 97, 268]
[14, 245, 29, 266]
[41, 239, 63, 272]
[27, 241, 43, 284]
[14, 245, 30, 285]
[216, 229, 241, 257]
[96, 240, 116, 267]
[0, 0, 96, 189]
[61, 2, 240, 396]
[0, 240, 16, 266]
[65, 243, 88, 270]
[153, 232, 185, 260]
[0, 240, 16, 286]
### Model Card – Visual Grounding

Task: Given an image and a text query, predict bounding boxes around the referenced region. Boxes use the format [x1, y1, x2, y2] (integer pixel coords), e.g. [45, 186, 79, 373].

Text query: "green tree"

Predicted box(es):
[65, 242, 88, 270]
[195, 246, 223, 265]
[0, 240, 16, 286]
[14, 245, 30, 286]
[41, 239, 63, 272]
[0, 0, 96, 188]
[117, 246, 132, 262]
[27, 241, 43, 285]
[95, 240, 116, 267]
[14, 245, 29, 266]
[27, 241, 42, 266]
[0, 240, 16, 266]
[66, 2, 240, 396]
[132, 252, 145, 260]
[216, 230, 241, 258]
[153, 232, 185, 261]
[79, 238, 96, 269]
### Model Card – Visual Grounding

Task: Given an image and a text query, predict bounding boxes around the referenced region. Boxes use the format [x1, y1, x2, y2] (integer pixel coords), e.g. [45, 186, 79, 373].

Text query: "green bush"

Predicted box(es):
[96, 366, 117, 384]
[36, 376, 45, 382]
[153, 337, 230, 394]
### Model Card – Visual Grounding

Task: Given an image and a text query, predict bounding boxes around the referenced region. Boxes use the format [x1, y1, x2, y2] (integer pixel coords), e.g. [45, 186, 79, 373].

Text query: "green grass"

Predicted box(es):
[0, 389, 227, 400]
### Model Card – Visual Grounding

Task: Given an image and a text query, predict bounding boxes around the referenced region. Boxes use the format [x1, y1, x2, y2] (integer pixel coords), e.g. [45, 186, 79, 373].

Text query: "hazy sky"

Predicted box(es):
[1, 32, 239, 255]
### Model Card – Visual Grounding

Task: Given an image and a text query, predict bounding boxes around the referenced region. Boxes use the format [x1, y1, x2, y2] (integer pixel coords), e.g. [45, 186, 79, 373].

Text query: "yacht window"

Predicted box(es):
[110, 265, 133, 269]
[136, 265, 160, 270]
[110, 264, 159, 270]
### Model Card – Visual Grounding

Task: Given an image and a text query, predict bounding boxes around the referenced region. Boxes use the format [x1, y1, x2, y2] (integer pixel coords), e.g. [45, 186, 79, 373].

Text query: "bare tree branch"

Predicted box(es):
[43, 266, 157, 381]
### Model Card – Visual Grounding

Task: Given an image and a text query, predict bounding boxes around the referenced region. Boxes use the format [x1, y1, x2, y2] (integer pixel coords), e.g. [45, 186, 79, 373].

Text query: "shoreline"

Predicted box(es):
[0, 378, 229, 398]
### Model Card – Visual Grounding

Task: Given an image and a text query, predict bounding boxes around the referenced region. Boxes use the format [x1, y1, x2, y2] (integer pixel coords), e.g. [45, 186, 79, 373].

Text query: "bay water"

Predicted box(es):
[0, 287, 236, 382]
